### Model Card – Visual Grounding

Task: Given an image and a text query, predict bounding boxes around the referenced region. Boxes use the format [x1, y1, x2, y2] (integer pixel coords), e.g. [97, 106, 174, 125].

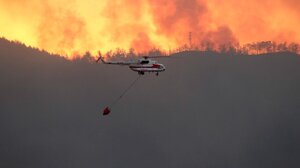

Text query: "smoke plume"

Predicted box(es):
[0, 0, 299, 58]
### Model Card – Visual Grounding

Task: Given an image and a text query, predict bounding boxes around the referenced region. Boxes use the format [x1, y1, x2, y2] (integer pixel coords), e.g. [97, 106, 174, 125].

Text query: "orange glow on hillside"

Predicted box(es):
[0, 0, 300, 58]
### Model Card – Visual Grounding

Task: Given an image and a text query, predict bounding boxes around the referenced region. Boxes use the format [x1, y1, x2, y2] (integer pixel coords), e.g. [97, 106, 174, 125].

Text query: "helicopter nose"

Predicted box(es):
[161, 64, 166, 71]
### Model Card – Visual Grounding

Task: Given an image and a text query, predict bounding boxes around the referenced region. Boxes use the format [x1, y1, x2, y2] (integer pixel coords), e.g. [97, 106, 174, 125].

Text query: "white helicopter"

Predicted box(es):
[96, 52, 166, 76]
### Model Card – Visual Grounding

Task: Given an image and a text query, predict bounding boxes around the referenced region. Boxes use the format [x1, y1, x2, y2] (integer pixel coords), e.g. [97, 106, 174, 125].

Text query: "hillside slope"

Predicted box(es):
[1, 38, 300, 168]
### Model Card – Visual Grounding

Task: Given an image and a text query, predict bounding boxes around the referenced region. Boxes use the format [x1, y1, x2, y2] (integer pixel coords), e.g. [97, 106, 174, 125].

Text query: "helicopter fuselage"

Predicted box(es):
[129, 63, 165, 74]
[96, 54, 166, 75]
[129, 59, 165, 75]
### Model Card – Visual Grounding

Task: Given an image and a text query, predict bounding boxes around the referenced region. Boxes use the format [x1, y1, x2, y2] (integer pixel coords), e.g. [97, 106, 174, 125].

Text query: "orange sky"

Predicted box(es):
[0, 0, 299, 58]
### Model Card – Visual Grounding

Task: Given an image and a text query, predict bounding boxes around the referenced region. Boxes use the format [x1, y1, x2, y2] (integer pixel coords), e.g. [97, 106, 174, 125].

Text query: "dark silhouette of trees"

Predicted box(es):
[288, 43, 299, 53]
[233, 41, 299, 55]
[1, 37, 299, 60]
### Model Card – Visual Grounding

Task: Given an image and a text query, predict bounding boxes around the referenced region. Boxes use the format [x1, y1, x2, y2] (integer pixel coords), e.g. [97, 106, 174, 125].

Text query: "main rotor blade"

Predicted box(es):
[142, 55, 173, 59]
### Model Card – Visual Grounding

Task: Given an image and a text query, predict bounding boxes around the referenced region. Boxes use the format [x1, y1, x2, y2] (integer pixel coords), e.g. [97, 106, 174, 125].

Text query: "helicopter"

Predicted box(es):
[96, 52, 166, 76]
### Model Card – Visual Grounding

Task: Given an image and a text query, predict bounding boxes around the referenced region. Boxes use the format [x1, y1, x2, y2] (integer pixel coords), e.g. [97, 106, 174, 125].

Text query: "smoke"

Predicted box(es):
[0, 0, 299, 58]
[131, 32, 153, 53]
[37, 1, 88, 56]
[206, 0, 300, 43]
[148, 0, 207, 36]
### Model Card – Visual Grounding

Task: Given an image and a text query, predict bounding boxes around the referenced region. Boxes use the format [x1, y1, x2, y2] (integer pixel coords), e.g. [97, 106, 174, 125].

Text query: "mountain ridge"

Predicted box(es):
[1, 37, 300, 168]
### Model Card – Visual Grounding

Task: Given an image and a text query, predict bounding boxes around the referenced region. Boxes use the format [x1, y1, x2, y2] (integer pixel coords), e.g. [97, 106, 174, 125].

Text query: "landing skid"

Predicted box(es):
[138, 71, 159, 76]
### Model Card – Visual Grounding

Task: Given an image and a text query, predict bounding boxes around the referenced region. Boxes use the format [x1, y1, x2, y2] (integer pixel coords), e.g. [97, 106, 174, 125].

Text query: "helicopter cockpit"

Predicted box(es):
[140, 60, 149, 64]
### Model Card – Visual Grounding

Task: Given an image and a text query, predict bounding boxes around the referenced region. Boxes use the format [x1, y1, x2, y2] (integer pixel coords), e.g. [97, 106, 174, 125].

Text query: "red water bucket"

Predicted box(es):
[103, 107, 111, 116]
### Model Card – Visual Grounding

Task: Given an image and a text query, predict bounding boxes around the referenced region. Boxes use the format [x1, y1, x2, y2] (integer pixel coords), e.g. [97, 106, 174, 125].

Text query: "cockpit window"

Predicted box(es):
[140, 60, 149, 64]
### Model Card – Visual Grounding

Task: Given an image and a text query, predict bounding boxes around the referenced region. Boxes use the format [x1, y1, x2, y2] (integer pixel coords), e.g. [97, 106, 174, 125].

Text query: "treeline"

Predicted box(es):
[82, 48, 167, 61]
[1, 37, 299, 61]
[89, 41, 299, 60]
[237, 41, 299, 55]
[175, 41, 300, 55]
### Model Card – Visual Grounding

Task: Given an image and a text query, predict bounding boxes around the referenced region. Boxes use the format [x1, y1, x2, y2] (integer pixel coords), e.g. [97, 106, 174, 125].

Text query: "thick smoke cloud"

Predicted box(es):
[37, 1, 88, 56]
[0, 0, 300, 57]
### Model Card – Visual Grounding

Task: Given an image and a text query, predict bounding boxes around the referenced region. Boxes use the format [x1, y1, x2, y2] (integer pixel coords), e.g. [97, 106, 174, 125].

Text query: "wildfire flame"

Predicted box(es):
[1, 0, 299, 58]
